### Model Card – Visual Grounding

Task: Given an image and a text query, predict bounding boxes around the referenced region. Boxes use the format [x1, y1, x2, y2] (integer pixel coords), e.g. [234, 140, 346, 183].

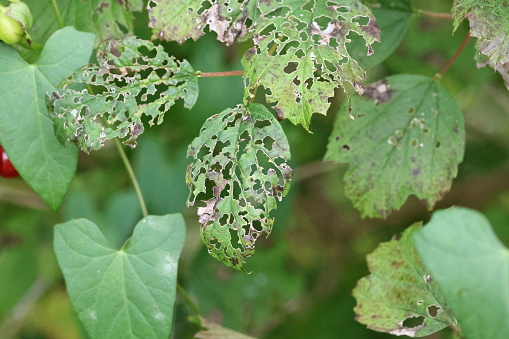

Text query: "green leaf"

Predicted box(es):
[414, 208, 509, 339]
[194, 317, 257, 339]
[452, 1, 509, 68]
[0, 27, 94, 210]
[25, 0, 143, 44]
[324, 75, 465, 218]
[186, 103, 292, 271]
[242, 0, 380, 131]
[54, 214, 186, 339]
[348, 0, 412, 69]
[353, 224, 457, 337]
[48, 37, 199, 152]
[148, 0, 258, 45]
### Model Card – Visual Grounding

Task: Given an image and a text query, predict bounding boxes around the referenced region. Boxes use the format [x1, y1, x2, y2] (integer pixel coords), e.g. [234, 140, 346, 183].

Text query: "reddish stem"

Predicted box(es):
[417, 10, 453, 19]
[197, 70, 243, 77]
[435, 32, 471, 80]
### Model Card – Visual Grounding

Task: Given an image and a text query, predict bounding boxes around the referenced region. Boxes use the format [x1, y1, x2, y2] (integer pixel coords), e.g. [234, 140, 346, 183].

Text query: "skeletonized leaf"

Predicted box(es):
[54, 214, 186, 339]
[148, 0, 258, 45]
[48, 37, 199, 152]
[186, 103, 292, 271]
[452, 1, 509, 70]
[325, 75, 465, 218]
[242, 0, 380, 131]
[353, 223, 457, 337]
[414, 208, 509, 339]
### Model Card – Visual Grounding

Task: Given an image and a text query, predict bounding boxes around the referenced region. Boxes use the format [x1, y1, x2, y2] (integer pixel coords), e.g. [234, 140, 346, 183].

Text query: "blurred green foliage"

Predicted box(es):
[2, 0, 509, 338]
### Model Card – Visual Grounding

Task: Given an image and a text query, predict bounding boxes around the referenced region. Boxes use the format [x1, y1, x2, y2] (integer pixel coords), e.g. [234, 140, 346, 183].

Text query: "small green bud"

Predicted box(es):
[0, 2, 32, 45]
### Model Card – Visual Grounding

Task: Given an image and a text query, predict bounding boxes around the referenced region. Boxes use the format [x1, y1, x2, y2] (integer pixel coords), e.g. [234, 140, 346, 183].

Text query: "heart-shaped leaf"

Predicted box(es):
[0, 27, 95, 210]
[54, 214, 186, 339]
[414, 208, 509, 339]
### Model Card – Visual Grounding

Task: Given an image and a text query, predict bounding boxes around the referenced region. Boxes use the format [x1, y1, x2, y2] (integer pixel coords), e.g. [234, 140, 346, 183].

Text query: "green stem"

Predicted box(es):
[196, 70, 243, 77]
[114, 138, 148, 218]
[414, 9, 453, 19]
[177, 282, 202, 316]
[51, 0, 64, 29]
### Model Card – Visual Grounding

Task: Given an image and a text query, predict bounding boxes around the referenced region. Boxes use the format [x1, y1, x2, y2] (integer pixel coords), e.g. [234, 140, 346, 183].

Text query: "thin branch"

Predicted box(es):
[114, 138, 148, 218]
[177, 283, 202, 316]
[293, 160, 342, 183]
[414, 10, 453, 19]
[50, 0, 64, 29]
[0, 277, 51, 339]
[196, 70, 243, 77]
[435, 32, 471, 80]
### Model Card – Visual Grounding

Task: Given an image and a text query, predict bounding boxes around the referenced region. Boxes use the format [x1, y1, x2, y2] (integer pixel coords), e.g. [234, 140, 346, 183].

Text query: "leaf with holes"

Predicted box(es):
[353, 223, 458, 337]
[54, 214, 185, 339]
[186, 103, 292, 271]
[452, 1, 509, 71]
[0, 27, 94, 211]
[24, 0, 143, 45]
[148, 0, 259, 45]
[48, 37, 199, 152]
[242, 0, 380, 131]
[414, 208, 509, 339]
[324, 75, 465, 218]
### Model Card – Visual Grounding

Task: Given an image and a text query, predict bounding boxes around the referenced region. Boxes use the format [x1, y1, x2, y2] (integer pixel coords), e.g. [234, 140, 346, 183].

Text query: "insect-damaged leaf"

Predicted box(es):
[186, 104, 292, 271]
[148, 0, 258, 45]
[414, 208, 509, 339]
[325, 75, 465, 218]
[242, 0, 380, 131]
[353, 223, 458, 337]
[452, 0, 509, 82]
[48, 37, 199, 152]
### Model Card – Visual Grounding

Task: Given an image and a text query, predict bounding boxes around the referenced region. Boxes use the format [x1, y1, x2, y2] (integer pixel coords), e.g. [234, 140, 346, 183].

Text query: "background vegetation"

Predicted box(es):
[1, 0, 508, 338]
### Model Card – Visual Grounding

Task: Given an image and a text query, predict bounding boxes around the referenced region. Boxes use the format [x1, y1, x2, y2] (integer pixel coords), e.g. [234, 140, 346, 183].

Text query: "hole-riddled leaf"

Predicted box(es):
[54, 214, 186, 339]
[0, 27, 95, 211]
[242, 0, 380, 131]
[48, 37, 199, 152]
[186, 103, 292, 271]
[325, 75, 465, 218]
[353, 223, 458, 337]
[148, 0, 258, 45]
[414, 207, 509, 339]
[452, 0, 509, 87]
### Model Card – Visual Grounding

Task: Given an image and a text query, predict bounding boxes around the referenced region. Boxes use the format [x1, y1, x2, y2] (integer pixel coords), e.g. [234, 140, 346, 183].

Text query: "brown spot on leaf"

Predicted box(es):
[362, 79, 393, 103]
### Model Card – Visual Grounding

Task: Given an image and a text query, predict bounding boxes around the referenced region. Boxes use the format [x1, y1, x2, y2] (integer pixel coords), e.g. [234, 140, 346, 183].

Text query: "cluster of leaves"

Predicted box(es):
[1, 0, 509, 338]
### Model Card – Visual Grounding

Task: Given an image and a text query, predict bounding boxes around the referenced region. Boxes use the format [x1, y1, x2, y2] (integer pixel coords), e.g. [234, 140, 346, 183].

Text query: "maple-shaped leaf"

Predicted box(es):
[242, 0, 380, 131]
[353, 223, 457, 337]
[452, 1, 509, 71]
[148, 0, 259, 45]
[48, 37, 198, 152]
[325, 75, 465, 218]
[186, 103, 292, 271]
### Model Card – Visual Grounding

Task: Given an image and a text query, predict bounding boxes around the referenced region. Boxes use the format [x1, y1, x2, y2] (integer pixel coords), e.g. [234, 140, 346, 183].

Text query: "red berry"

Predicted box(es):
[0, 146, 19, 178]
